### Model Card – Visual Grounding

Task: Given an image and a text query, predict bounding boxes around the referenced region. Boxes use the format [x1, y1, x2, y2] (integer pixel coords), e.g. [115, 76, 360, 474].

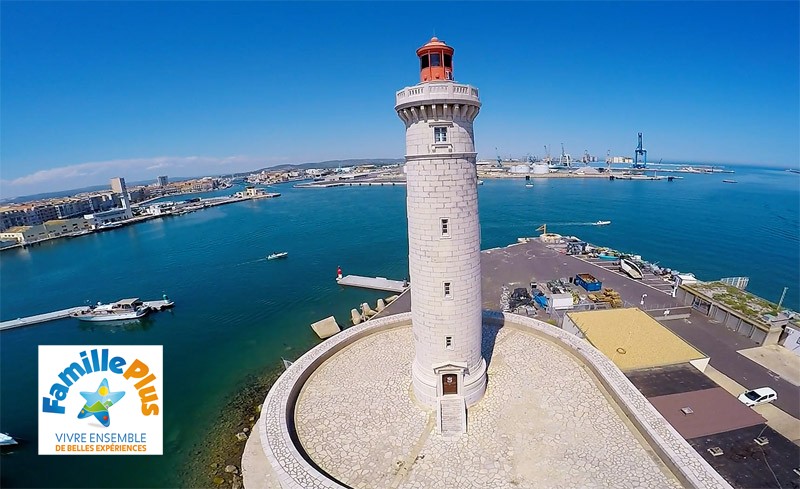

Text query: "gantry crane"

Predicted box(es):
[633, 132, 647, 169]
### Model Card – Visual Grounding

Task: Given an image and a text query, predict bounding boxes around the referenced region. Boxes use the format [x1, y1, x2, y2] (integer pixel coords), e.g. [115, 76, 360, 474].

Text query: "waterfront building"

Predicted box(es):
[0, 204, 58, 231]
[83, 208, 130, 227]
[110, 177, 134, 220]
[43, 217, 93, 237]
[395, 37, 486, 411]
[53, 199, 92, 219]
[158, 175, 168, 187]
[0, 224, 47, 244]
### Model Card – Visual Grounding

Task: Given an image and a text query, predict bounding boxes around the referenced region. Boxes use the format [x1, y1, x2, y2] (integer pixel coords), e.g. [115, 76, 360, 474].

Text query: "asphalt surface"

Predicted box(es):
[377, 237, 800, 419]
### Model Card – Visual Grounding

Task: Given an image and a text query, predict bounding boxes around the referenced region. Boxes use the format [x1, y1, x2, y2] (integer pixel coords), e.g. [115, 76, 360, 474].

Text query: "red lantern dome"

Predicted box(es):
[416, 37, 454, 83]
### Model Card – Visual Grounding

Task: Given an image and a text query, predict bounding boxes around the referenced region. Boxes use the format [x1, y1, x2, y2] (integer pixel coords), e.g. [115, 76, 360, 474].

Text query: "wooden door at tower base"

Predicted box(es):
[442, 374, 458, 395]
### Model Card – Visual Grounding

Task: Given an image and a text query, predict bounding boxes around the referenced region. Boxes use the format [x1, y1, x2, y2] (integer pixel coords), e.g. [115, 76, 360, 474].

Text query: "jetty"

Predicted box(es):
[336, 275, 409, 293]
[0, 306, 90, 331]
[1, 297, 175, 331]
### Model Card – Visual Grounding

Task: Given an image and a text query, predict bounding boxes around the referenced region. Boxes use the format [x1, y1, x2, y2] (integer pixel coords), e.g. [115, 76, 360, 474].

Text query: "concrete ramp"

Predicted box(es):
[311, 316, 340, 339]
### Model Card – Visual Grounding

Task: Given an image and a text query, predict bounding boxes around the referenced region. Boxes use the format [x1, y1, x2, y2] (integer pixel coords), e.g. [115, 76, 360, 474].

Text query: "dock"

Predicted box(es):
[336, 275, 409, 293]
[1, 298, 174, 332]
[0, 306, 90, 331]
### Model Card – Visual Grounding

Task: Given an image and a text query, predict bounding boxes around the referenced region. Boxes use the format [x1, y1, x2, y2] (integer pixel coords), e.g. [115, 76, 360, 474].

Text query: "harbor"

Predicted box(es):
[0, 171, 797, 489]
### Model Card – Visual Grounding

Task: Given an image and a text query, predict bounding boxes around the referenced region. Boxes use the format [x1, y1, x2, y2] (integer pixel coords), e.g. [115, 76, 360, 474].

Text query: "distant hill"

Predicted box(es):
[251, 158, 404, 174]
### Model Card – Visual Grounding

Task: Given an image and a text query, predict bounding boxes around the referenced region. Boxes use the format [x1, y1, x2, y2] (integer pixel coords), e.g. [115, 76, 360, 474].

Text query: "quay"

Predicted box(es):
[0, 306, 90, 330]
[336, 275, 408, 293]
[294, 180, 406, 188]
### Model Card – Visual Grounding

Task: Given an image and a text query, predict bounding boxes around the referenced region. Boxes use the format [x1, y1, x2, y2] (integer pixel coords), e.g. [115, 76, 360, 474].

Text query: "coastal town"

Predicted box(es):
[0, 153, 743, 250]
[1, 2, 798, 489]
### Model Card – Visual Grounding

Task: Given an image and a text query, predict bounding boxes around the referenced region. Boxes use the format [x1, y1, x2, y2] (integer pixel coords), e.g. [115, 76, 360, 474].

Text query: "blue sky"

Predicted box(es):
[2, 1, 798, 197]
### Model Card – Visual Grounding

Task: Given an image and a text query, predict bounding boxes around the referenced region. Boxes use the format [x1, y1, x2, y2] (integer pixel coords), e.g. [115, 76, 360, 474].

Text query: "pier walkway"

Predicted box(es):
[336, 275, 408, 293]
[0, 306, 90, 331]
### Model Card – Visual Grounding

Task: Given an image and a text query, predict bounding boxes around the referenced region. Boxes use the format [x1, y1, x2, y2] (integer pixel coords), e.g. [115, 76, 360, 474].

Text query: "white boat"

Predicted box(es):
[594, 220, 611, 226]
[267, 252, 288, 260]
[620, 257, 644, 280]
[477, 179, 485, 185]
[525, 183, 534, 188]
[77, 298, 150, 322]
[0, 433, 17, 446]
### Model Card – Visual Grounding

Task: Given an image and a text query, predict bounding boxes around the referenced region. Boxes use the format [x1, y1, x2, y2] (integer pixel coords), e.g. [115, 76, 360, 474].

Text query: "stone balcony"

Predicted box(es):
[395, 82, 480, 111]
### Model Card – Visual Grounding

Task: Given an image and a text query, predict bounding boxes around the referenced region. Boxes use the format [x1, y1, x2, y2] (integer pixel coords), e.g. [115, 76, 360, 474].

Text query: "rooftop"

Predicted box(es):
[1, 226, 33, 233]
[567, 308, 706, 371]
[683, 282, 783, 325]
[647, 387, 765, 439]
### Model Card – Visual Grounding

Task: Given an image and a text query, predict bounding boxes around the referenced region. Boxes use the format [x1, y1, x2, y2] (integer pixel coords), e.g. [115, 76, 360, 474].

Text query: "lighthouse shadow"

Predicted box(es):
[481, 315, 504, 369]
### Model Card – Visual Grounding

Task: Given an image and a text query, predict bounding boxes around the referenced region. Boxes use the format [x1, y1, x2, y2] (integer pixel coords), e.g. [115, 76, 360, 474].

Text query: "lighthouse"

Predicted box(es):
[395, 37, 487, 416]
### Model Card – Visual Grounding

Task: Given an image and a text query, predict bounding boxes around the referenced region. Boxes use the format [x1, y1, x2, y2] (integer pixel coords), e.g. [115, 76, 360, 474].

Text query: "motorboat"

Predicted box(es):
[77, 298, 150, 322]
[0, 433, 17, 446]
[267, 252, 288, 260]
[525, 183, 534, 188]
[722, 179, 737, 184]
[594, 221, 611, 226]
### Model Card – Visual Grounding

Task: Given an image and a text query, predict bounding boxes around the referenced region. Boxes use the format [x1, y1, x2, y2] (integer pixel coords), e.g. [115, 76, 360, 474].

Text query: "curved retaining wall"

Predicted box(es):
[255, 311, 732, 489]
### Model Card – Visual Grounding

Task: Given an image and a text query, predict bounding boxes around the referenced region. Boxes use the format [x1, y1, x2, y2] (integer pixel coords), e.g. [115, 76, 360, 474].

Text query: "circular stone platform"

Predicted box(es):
[295, 324, 681, 489]
[254, 312, 731, 489]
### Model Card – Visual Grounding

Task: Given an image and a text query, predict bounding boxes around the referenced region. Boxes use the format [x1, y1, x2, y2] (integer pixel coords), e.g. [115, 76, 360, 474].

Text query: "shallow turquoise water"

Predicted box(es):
[0, 167, 797, 487]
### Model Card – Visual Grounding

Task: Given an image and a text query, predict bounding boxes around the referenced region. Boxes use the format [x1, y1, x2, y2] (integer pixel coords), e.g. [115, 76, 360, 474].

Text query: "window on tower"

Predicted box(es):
[430, 53, 441, 67]
[445, 336, 453, 350]
[420, 54, 430, 69]
[440, 218, 449, 237]
[443, 54, 452, 68]
[444, 282, 451, 298]
[434, 127, 447, 143]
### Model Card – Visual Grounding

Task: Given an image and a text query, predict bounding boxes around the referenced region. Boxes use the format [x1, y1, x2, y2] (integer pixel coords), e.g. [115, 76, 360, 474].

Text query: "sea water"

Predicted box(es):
[0, 165, 797, 487]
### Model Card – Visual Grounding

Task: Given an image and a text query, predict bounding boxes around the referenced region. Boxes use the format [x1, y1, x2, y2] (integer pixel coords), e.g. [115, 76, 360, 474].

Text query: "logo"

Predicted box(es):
[38, 345, 162, 455]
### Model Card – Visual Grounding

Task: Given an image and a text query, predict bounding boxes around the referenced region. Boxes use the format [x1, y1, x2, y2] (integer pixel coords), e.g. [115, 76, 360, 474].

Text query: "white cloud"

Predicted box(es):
[0, 155, 290, 198]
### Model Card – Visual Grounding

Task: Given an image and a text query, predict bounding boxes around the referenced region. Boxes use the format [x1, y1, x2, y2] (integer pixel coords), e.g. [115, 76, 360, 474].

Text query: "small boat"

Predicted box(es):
[620, 257, 644, 280]
[267, 252, 288, 260]
[477, 179, 485, 185]
[722, 179, 737, 183]
[0, 433, 18, 446]
[594, 221, 611, 226]
[525, 183, 534, 188]
[77, 298, 150, 322]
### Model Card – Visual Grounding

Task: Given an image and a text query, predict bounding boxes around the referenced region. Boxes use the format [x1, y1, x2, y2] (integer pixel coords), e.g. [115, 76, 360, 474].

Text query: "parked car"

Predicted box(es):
[737, 387, 777, 407]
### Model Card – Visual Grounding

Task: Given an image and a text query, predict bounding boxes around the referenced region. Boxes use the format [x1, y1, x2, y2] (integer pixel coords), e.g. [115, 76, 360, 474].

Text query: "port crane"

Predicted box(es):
[633, 132, 647, 169]
[559, 143, 571, 168]
[495, 147, 502, 168]
[543, 145, 551, 165]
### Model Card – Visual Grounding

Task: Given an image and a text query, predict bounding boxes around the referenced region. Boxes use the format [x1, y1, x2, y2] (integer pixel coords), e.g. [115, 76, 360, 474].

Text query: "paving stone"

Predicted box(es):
[294, 325, 683, 488]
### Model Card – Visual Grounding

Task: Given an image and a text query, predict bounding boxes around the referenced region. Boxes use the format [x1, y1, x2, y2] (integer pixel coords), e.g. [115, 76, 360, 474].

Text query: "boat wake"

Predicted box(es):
[548, 222, 611, 226]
